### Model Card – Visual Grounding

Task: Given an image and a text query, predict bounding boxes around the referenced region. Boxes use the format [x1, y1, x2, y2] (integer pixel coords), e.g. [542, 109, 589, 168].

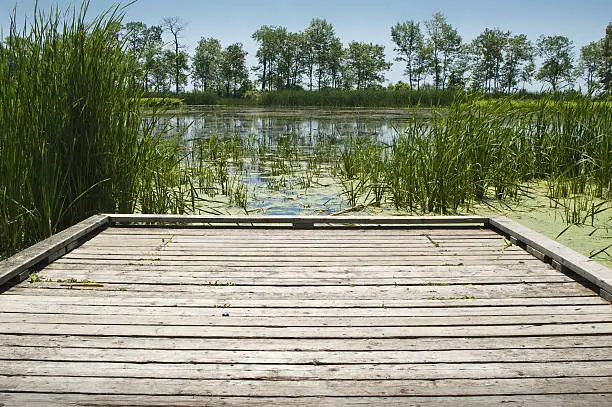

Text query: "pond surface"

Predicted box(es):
[158, 106, 611, 268]
[168, 106, 420, 216]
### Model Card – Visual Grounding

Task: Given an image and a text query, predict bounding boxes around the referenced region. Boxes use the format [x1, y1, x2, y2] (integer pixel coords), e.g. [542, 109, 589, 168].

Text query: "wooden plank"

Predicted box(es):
[1, 361, 611, 380]
[41, 263, 559, 274]
[106, 214, 489, 227]
[1, 376, 611, 396]
[49, 258, 544, 267]
[2, 323, 612, 337]
[0, 215, 109, 286]
[2, 304, 607, 317]
[66, 247, 527, 256]
[11, 282, 597, 299]
[3, 313, 611, 327]
[489, 216, 612, 294]
[31, 274, 574, 286]
[2, 335, 610, 351]
[3, 347, 611, 364]
[36, 268, 567, 279]
[1, 394, 610, 407]
[3, 294, 605, 307]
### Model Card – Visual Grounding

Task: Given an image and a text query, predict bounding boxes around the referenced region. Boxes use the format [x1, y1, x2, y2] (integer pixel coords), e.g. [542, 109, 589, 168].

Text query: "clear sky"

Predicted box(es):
[3, 0, 612, 85]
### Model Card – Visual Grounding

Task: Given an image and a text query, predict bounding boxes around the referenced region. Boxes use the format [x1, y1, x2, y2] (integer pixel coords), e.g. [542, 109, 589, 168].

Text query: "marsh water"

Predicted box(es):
[157, 106, 611, 268]
[168, 106, 421, 215]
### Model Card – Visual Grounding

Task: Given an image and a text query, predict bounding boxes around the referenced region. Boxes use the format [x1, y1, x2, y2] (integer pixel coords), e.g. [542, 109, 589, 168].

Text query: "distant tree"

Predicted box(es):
[326, 38, 344, 89]
[578, 40, 603, 94]
[390, 20, 424, 89]
[520, 60, 536, 91]
[469, 28, 509, 93]
[501, 34, 534, 93]
[192, 37, 222, 92]
[277, 31, 307, 89]
[424, 12, 462, 90]
[121, 22, 163, 92]
[600, 23, 612, 94]
[536, 35, 574, 92]
[304, 18, 339, 90]
[162, 17, 189, 94]
[344, 42, 391, 89]
[252, 25, 280, 91]
[220, 43, 249, 97]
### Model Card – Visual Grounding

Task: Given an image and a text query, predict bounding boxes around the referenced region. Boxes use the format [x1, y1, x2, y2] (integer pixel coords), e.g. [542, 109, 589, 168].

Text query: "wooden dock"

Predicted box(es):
[0, 215, 611, 406]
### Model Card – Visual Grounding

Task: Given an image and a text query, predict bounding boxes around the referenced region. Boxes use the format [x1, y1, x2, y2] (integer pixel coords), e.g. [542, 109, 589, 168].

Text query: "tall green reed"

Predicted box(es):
[0, 2, 189, 259]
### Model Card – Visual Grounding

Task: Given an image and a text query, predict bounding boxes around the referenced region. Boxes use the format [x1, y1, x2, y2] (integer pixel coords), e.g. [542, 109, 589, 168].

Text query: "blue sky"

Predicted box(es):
[3, 0, 611, 85]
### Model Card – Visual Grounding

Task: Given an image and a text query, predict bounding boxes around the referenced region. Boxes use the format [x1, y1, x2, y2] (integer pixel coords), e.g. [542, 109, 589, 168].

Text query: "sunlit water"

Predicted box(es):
[163, 106, 420, 215]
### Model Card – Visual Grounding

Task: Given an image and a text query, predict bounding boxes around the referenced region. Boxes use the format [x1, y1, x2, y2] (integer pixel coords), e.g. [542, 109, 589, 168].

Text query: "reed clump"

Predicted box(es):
[0, 2, 191, 259]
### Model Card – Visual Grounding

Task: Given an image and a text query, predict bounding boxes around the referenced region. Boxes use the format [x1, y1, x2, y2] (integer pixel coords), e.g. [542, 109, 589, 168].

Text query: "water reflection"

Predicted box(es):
[150, 106, 420, 215]
[175, 106, 413, 145]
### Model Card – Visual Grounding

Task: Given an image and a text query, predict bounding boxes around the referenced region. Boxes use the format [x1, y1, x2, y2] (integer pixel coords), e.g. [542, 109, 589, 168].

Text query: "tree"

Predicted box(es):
[390, 20, 424, 89]
[344, 42, 391, 89]
[192, 37, 221, 92]
[469, 28, 509, 93]
[304, 18, 339, 90]
[579, 40, 603, 94]
[162, 17, 189, 94]
[220, 43, 249, 97]
[600, 23, 612, 94]
[501, 34, 534, 93]
[424, 12, 462, 90]
[536, 35, 574, 92]
[121, 22, 163, 92]
[326, 38, 344, 89]
[252, 25, 280, 91]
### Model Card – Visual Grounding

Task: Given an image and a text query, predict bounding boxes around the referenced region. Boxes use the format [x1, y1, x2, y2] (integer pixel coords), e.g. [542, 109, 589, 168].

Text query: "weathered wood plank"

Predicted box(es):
[1, 361, 611, 380]
[10, 282, 597, 299]
[490, 216, 612, 294]
[106, 214, 489, 226]
[3, 294, 605, 307]
[1, 394, 610, 407]
[0, 215, 109, 286]
[3, 313, 611, 327]
[40, 263, 560, 274]
[1, 376, 611, 396]
[2, 335, 610, 351]
[2, 323, 612, 337]
[4, 347, 611, 364]
[2, 304, 607, 317]
[31, 274, 575, 286]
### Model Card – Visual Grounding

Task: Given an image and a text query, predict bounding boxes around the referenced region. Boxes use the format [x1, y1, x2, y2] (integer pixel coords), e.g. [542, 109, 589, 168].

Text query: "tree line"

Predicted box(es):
[121, 13, 612, 97]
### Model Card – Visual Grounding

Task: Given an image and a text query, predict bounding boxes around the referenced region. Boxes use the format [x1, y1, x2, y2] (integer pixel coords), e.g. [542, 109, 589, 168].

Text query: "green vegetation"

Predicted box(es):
[0, 2, 197, 259]
[121, 11, 612, 99]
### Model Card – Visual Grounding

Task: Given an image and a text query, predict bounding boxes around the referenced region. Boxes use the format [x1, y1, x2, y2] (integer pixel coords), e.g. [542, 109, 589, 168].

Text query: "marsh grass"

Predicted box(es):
[180, 96, 611, 222]
[0, 2, 198, 258]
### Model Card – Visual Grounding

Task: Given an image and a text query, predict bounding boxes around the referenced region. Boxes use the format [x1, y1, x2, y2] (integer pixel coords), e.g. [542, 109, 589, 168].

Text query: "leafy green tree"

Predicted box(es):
[501, 34, 534, 93]
[304, 18, 339, 90]
[469, 28, 509, 92]
[162, 17, 189, 94]
[391, 20, 424, 89]
[252, 25, 281, 91]
[424, 12, 462, 90]
[344, 42, 391, 89]
[600, 23, 612, 94]
[579, 40, 603, 94]
[536, 35, 574, 92]
[121, 22, 163, 92]
[192, 37, 222, 92]
[278, 31, 308, 89]
[326, 38, 344, 89]
[220, 42, 249, 97]
[520, 60, 536, 91]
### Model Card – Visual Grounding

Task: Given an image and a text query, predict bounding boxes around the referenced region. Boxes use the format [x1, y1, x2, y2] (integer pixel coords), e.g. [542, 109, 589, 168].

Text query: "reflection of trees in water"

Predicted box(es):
[152, 107, 409, 149]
